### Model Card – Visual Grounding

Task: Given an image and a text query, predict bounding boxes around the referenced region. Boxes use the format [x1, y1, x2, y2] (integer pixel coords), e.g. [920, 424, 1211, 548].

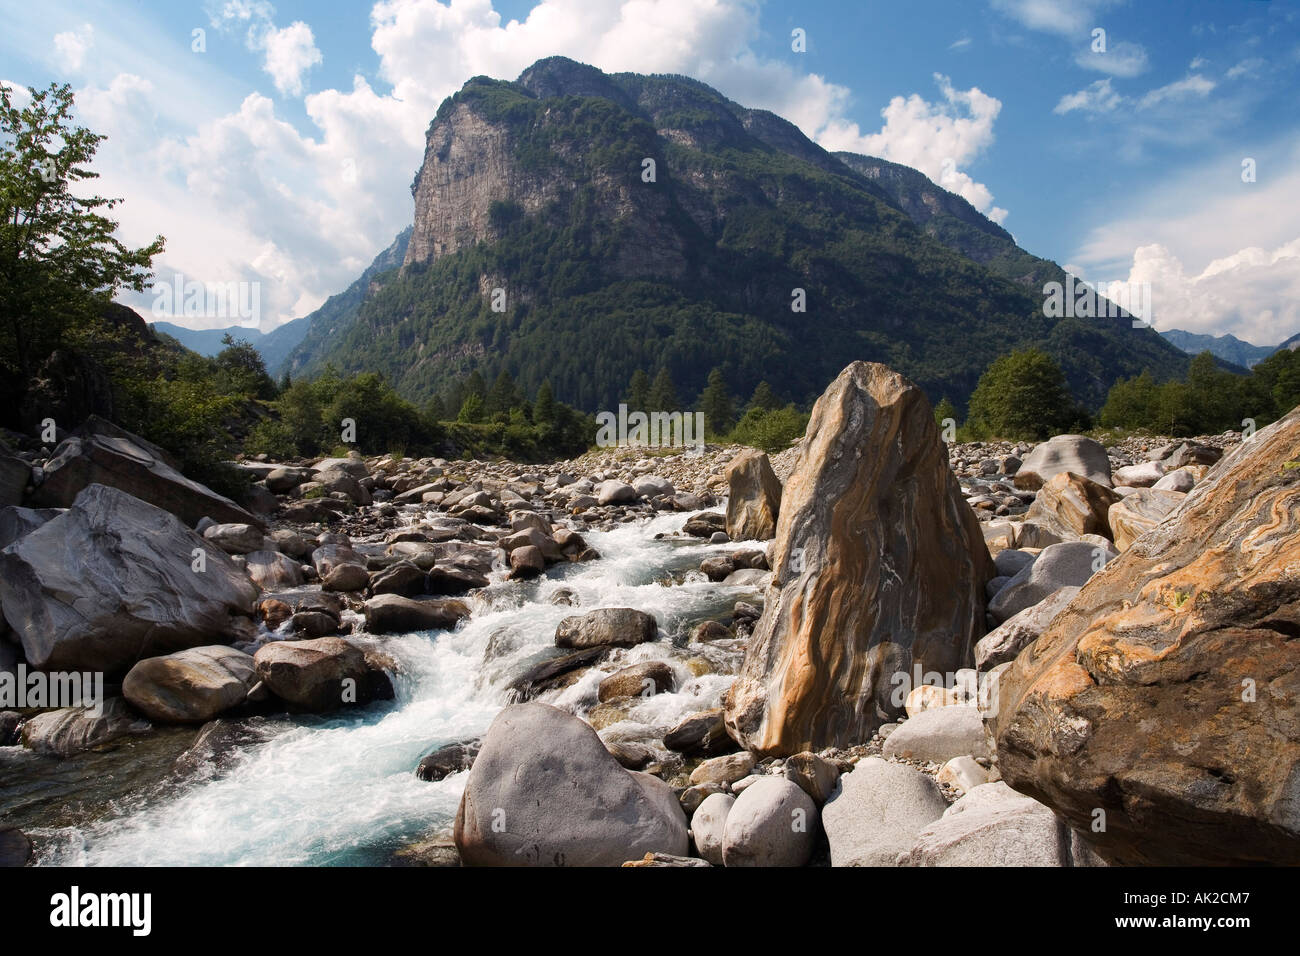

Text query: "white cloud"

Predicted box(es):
[1075, 39, 1149, 77]
[261, 22, 322, 96]
[1137, 74, 1214, 109]
[1122, 240, 1300, 345]
[1189, 56, 1209, 70]
[1226, 57, 1265, 79]
[949, 37, 972, 51]
[53, 24, 94, 73]
[818, 73, 1007, 222]
[989, 0, 1118, 36]
[1054, 78, 1120, 114]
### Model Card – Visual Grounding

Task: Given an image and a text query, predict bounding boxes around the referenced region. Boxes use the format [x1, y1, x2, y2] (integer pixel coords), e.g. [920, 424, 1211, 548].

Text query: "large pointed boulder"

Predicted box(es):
[723, 362, 995, 756]
[991, 409, 1300, 865]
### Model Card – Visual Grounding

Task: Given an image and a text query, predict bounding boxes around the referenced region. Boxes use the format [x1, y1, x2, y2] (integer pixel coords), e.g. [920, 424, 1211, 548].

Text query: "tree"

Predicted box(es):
[533, 378, 556, 425]
[485, 369, 519, 420]
[214, 334, 276, 401]
[647, 367, 679, 412]
[747, 380, 780, 413]
[0, 83, 163, 376]
[966, 348, 1075, 440]
[457, 392, 485, 423]
[933, 396, 957, 429]
[424, 393, 446, 422]
[627, 368, 650, 410]
[699, 367, 735, 435]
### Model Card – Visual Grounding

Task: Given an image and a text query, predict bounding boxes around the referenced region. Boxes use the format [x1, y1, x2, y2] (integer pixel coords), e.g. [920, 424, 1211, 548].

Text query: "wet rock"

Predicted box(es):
[597, 661, 674, 702]
[21, 698, 151, 756]
[555, 608, 658, 650]
[510, 646, 611, 701]
[682, 512, 726, 538]
[364, 594, 470, 634]
[416, 738, 482, 781]
[253, 637, 389, 712]
[0, 827, 33, 867]
[663, 708, 737, 757]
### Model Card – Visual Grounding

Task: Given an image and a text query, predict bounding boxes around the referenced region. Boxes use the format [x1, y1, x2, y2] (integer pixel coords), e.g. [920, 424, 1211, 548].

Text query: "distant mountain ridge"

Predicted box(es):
[151, 318, 311, 373]
[1159, 328, 1278, 369]
[282, 56, 1190, 411]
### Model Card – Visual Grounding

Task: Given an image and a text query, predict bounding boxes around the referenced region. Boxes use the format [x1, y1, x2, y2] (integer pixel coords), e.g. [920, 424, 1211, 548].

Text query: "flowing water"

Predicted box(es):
[6, 509, 762, 866]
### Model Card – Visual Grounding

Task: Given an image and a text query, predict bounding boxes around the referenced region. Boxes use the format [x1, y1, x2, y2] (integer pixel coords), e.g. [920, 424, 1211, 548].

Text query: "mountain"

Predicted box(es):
[283, 56, 1190, 412]
[1276, 331, 1300, 352]
[151, 317, 310, 374]
[1160, 329, 1277, 369]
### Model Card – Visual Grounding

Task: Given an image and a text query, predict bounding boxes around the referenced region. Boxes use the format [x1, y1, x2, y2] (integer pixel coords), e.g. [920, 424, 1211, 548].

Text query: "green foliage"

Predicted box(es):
[1099, 349, 1284, 436]
[0, 83, 164, 376]
[699, 367, 735, 436]
[647, 367, 679, 413]
[728, 403, 808, 453]
[966, 349, 1078, 441]
[934, 396, 957, 428]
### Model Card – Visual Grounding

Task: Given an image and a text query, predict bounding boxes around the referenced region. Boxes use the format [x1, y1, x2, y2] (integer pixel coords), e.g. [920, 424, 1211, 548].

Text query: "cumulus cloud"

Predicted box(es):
[1137, 74, 1215, 109]
[211, 1, 321, 97]
[53, 24, 94, 73]
[819, 73, 1007, 222]
[1070, 138, 1300, 345]
[1122, 240, 1300, 345]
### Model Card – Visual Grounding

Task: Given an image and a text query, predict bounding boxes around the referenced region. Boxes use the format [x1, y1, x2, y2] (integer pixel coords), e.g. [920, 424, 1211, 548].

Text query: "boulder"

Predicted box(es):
[938, 755, 989, 793]
[1113, 461, 1166, 487]
[555, 608, 658, 650]
[364, 594, 470, 634]
[882, 706, 990, 763]
[724, 363, 994, 755]
[507, 544, 546, 579]
[821, 757, 948, 866]
[368, 560, 427, 597]
[1013, 435, 1111, 491]
[0, 443, 30, 507]
[690, 792, 734, 866]
[898, 782, 1074, 866]
[0, 505, 61, 550]
[122, 645, 256, 723]
[454, 702, 688, 866]
[1023, 471, 1121, 541]
[987, 541, 1111, 624]
[688, 752, 756, 786]
[975, 587, 1080, 671]
[724, 450, 782, 541]
[30, 420, 261, 528]
[721, 777, 818, 867]
[992, 409, 1300, 865]
[264, 467, 310, 493]
[663, 708, 736, 757]
[682, 512, 726, 538]
[243, 550, 305, 590]
[253, 637, 389, 712]
[633, 475, 674, 498]
[595, 480, 637, 506]
[1107, 488, 1186, 551]
[509, 646, 610, 701]
[0, 484, 258, 674]
[20, 697, 150, 756]
[1152, 468, 1196, 493]
[416, 738, 481, 781]
[783, 751, 841, 807]
[322, 563, 370, 592]
[0, 827, 32, 867]
[202, 522, 265, 555]
[597, 661, 674, 702]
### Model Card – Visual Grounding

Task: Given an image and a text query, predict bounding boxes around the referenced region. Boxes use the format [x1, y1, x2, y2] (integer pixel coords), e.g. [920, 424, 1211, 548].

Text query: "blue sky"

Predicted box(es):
[2, 0, 1298, 344]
